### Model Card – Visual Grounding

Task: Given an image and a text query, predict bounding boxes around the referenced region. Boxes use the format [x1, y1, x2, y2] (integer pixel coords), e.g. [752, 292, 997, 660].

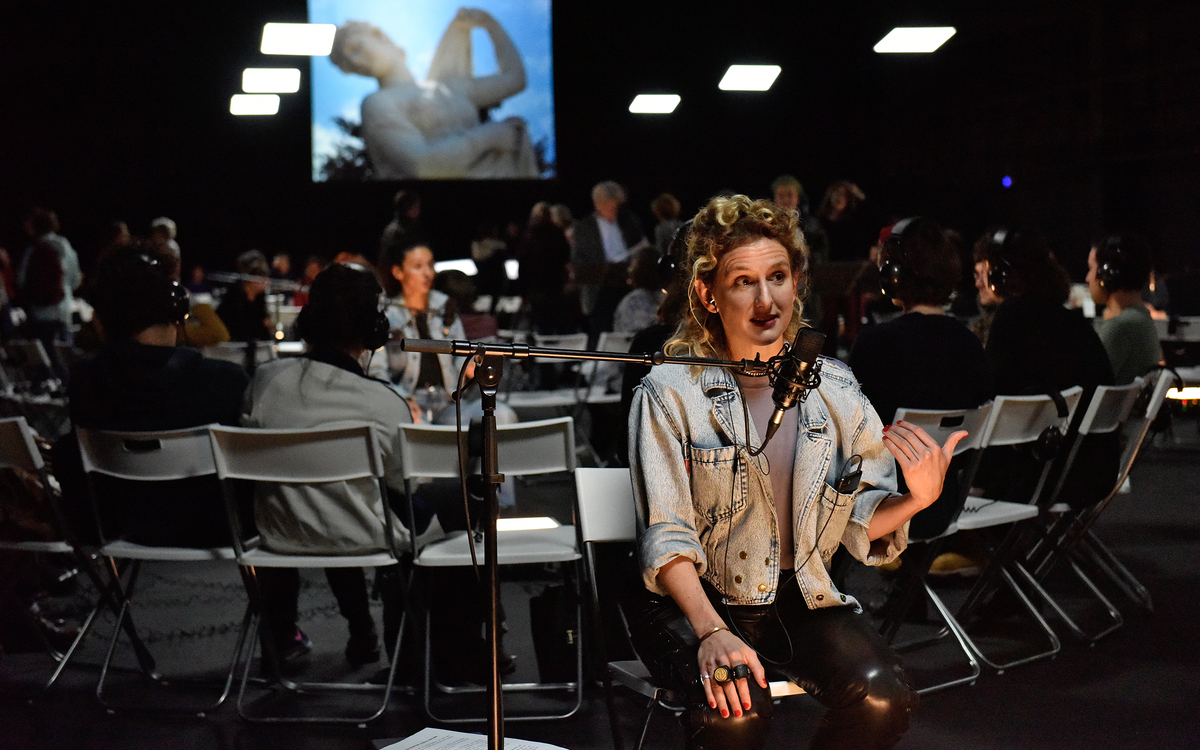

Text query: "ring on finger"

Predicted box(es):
[700, 673, 710, 682]
[731, 663, 752, 680]
[712, 665, 733, 684]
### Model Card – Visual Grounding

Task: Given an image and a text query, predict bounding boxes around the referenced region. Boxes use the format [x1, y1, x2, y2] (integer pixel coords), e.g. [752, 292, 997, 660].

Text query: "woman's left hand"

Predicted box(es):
[882, 420, 967, 509]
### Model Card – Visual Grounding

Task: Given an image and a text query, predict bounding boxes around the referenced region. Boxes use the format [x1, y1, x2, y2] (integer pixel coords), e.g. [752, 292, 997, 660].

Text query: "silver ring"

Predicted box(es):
[700, 673, 710, 681]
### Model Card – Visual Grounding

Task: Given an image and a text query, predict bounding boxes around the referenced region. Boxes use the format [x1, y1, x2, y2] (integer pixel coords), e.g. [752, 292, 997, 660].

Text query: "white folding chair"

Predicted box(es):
[878, 402, 993, 694]
[945, 386, 1084, 672]
[200, 341, 277, 370]
[397, 417, 582, 723]
[575, 467, 805, 750]
[208, 422, 406, 725]
[0, 416, 137, 695]
[579, 331, 637, 405]
[75, 425, 252, 715]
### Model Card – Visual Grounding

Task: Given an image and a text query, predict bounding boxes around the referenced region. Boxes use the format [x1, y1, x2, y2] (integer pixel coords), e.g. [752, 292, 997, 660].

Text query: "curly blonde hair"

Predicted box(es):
[664, 195, 808, 359]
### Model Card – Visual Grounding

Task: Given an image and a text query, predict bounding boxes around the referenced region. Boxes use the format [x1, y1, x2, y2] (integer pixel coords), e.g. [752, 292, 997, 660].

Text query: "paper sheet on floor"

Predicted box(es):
[380, 727, 568, 750]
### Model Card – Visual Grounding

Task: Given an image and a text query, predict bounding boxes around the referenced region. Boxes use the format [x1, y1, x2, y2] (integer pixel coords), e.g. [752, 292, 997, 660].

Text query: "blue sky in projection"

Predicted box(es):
[308, 0, 554, 180]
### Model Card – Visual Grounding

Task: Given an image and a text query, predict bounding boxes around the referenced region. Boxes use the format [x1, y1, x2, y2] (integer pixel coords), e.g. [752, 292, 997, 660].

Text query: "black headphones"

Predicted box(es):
[986, 229, 1016, 298]
[1094, 235, 1126, 291]
[656, 220, 693, 291]
[1030, 388, 1070, 463]
[296, 263, 390, 351]
[878, 217, 917, 299]
[94, 251, 190, 340]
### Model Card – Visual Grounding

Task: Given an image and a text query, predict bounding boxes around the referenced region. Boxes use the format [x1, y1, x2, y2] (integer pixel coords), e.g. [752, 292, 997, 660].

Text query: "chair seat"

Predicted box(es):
[954, 496, 1039, 531]
[415, 526, 580, 567]
[501, 389, 580, 410]
[238, 546, 399, 569]
[101, 540, 238, 562]
[0, 539, 74, 554]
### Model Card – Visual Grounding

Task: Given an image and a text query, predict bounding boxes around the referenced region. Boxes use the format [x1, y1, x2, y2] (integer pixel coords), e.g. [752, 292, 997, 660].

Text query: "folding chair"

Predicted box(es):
[579, 331, 637, 405]
[75, 425, 252, 715]
[1023, 369, 1175, 630]
[500, 332, 590, 415]
[574, 467, 805, 750]
[200, 341, 277, 371]
[0, 416, 141, 695]
[876, 402, 993, 694]
[397, 417, 583, 723]
[945, 386, 1084, 672]
[208, 422, 407, 725]
[1005, 379, 1146, 642]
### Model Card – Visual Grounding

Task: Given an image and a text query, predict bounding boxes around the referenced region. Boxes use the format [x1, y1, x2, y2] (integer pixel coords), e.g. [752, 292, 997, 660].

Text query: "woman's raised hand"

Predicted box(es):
[882, 420, 967, 509]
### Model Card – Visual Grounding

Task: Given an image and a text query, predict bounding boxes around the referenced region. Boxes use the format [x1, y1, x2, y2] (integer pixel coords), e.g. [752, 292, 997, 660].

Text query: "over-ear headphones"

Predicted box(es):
[656, 220, 693, 292]
[93, 249, 190, 340]
[985, 229, 1015, 298]
[878, 217, 917, 299]
[1031, 388, 1070, 463]
[296, 263, 390, 351]
[1094, 235, 1127, 291]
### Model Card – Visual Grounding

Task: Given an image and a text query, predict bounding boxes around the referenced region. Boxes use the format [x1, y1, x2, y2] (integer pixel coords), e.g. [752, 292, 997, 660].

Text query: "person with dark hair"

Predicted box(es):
[243, 263, 426, 665]
[651, 193, 683, 256]
[628, 195, 965, 750]
[1087, 234, 1162, 384]
[849, 217, 993, 539]
[216, 249, 274, 342]
[55, 245, 250, 546]
[972, 227, 1118, 510]
[613, 248, 666, 334]
[19, 207, 82, 374]
[517, 201, 573, 334]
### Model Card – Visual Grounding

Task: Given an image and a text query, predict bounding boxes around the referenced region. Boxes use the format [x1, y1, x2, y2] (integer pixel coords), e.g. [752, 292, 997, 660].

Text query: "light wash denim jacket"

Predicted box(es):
[630, 357, 906, 609]
[386, 289, 468, 398]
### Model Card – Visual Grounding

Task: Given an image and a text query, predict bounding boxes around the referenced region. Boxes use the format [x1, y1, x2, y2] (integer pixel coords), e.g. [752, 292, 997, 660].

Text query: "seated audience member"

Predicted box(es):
[243, 263, 496, 669]
[613, 248, 666, 334]
[216, 249, 274, 341]
[849, 217, 993, 539]
[973, 227, 1118, 509]
[434, 269, 497, 340]
[55, 246, 250, 546]
[650, 192, 683, 256]
[1086, 234, 1163, 384]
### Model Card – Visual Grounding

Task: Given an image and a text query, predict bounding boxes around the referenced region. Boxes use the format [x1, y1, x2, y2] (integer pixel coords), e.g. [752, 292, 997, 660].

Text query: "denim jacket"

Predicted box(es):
[386, 289, 467, 398]
[630, 357, 905, 609]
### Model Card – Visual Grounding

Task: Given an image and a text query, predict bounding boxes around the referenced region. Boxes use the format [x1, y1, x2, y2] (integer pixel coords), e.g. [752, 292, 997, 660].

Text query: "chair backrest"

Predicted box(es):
[574, 467, 637, 544]
[0, 416, 44, 473]
[979, 386, 1083, 448]
[530, 332, 588, 367]
[1153, 316, 1200, 343]
[208, 423, 384, 484]
[892, 401, 993, 457]
[76, 425, 216, 481]
[397, 416, 576, 480]
[201, 341, 277, 368]
[580, 331, 638, 400]
[1075, 379, 1145, 436]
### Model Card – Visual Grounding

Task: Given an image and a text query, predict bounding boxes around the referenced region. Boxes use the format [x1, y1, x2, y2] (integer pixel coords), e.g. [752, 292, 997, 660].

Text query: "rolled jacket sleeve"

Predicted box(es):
[629, 381, 705, 595]
[838, 384, 906, 566]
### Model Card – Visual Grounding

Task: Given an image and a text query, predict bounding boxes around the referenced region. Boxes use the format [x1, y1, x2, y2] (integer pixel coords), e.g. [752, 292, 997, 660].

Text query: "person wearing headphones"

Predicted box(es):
[242, 263, 434, 666]
[1086, 234, 1163, 384]
[971, 228, 1118, 509]
[849, 217, 992, 541]
[56, 245, 250, 547]
[628, 195, 965, 750]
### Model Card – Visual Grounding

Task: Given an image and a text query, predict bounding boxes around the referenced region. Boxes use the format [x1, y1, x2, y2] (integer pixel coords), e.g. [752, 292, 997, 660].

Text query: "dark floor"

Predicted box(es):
[3, 421, 1199, 750]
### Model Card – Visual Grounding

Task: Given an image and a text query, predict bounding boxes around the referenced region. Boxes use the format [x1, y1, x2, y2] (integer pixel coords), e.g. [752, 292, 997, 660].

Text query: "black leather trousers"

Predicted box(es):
[627, 578, 917, 750]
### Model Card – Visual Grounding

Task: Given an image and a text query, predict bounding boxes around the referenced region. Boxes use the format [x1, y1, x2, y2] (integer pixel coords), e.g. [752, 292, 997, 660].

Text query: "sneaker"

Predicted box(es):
[346, 631, 381, 667]
[928, 552, 985, 577]
[277, 628, 313, 662]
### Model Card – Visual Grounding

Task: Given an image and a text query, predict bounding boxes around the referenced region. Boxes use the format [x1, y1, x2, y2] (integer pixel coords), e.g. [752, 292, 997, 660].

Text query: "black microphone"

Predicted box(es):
[761, 327, 825, 448]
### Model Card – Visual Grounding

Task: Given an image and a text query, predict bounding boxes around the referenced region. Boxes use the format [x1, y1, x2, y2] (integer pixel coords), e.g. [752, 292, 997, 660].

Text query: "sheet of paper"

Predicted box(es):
[379, 727, 568, 750]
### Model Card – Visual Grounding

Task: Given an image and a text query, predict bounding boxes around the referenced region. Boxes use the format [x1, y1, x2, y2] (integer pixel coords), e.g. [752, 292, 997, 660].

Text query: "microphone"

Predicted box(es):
[761, 327, 825, 448]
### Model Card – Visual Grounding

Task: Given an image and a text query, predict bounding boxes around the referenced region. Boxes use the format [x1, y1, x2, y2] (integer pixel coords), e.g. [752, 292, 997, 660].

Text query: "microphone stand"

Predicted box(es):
[401, 337, 775, 750]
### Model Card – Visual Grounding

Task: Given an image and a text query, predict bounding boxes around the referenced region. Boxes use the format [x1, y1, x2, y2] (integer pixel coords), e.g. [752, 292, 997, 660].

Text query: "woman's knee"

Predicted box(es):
[821, 663, 917, 746]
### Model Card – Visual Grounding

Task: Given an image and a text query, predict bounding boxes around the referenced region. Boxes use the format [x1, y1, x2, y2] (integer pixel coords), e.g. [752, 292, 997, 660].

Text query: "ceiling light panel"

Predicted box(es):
[242, 68, 301, 93]
[718, 65, 781, 91]
[873, 27, 956, 53]
[230, 94, 280, 116]
[629, 94, 680, 114]
[260, 23, 336, 56]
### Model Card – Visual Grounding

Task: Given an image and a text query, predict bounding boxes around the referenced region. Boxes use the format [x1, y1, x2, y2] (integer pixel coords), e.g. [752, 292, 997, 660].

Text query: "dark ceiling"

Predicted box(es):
[3, 0, 1197, 278]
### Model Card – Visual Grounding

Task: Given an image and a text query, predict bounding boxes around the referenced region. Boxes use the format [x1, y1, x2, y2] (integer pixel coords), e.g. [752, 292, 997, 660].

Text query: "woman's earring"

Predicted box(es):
[708, 297, 718, 313]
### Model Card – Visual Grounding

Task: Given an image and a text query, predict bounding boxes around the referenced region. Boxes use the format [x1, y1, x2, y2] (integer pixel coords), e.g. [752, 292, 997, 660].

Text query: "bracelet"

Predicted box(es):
[697, 625, 730, 644]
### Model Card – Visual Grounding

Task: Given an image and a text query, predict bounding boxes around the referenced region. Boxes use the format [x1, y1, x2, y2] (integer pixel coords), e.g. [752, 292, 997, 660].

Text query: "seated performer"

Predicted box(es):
[627, 195, 964, 750]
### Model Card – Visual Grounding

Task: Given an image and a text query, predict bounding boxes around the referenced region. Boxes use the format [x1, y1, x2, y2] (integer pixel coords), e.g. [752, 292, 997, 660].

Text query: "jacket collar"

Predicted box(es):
[700, 365, 830, 436]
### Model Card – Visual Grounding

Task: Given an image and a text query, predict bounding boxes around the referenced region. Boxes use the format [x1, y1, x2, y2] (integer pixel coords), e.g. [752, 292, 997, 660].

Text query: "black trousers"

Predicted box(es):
[627, 577, 917, 750]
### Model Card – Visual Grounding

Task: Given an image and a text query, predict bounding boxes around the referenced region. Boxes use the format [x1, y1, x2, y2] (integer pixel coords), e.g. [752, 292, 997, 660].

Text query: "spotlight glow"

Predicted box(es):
[242, 68, 301, 93]
[230, 94, 280, 116]
[629, 94, 681, 114]
[1167, 387, 1200, 400]
[433, 258, 478, 276]
[874, 27, 956, 53]
[260, 23, 336, 56]
[718, 65, 782, 91]
[1002, 175, 1013, 188]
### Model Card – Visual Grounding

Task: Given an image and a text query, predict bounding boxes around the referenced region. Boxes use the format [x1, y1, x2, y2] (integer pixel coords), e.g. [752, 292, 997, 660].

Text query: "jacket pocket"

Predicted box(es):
[814, 483, 854, 563]
[688, 445, 743, 524]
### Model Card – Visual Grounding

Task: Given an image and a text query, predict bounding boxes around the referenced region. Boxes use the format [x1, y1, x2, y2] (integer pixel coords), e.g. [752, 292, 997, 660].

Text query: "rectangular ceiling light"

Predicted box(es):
[433, 258, 478, 276]
[629, 94, 680, 114]
[874, 27, 956, 53]
[718, 65, 781, 91]
[230, 94, 280, 116]
[242, 68, 301, 93]
[260, 22, 336, 56]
